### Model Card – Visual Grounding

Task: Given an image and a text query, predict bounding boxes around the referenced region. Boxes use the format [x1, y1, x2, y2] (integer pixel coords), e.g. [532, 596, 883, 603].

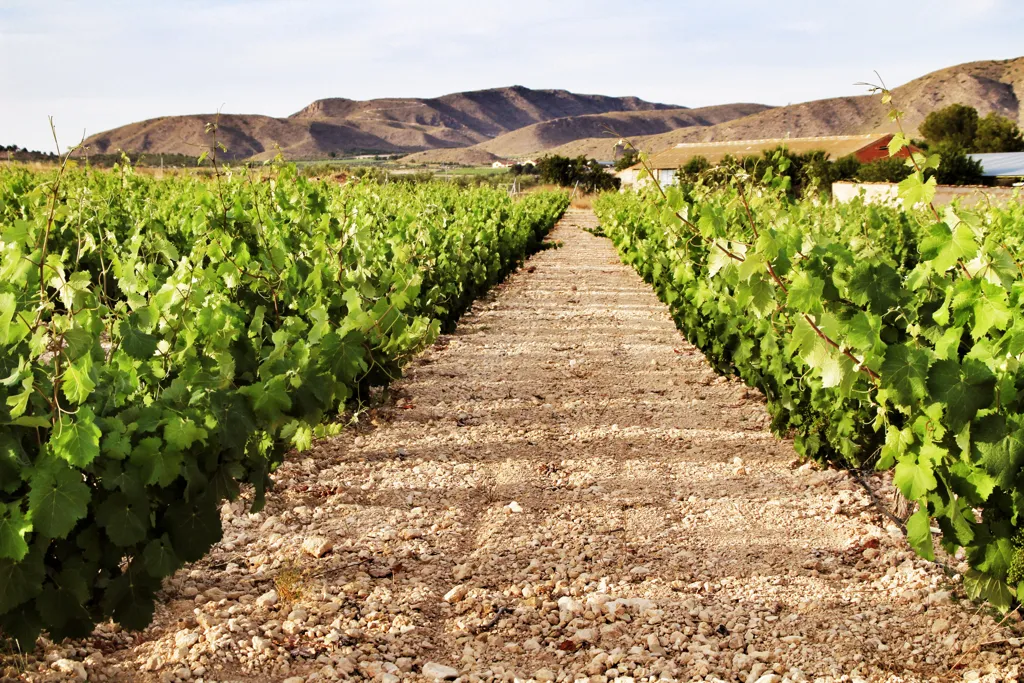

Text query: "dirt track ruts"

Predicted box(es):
[26, 209, 1023, 683]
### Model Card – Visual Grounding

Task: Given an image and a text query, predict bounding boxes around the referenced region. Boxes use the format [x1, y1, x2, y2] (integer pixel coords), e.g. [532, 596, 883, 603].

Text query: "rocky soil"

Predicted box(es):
[13, 209, 1024, 683]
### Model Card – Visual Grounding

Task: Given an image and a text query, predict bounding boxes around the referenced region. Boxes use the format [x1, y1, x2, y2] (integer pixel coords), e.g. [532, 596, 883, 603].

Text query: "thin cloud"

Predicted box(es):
[2, 0, 1022, 150]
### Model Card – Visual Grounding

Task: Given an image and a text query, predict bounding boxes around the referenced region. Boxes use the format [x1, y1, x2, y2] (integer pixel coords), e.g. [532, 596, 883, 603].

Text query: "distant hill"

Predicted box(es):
[405, 104, 772, 163]
[75, 87, 681, 161]
[546, 57, 1024, 159]
[72, 57, 1024, 164]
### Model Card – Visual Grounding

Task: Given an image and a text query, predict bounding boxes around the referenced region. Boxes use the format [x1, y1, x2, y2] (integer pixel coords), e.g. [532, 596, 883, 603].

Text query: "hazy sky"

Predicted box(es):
[3, 0, 1023, 151]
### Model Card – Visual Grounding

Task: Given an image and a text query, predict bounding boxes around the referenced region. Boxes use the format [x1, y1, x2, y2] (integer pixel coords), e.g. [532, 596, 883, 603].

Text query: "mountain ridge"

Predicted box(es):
[74, 57, 1024, 164]
[540, 57, 1024, 160]
[76, 86, 683, 161]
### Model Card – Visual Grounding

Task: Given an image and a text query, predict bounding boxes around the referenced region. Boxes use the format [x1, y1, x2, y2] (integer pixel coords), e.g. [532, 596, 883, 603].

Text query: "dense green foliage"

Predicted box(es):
[672, 143, 984, 199]
[853, 156, 913, 183]
[920, 104, 1024, 154]
[0, 163, 567, 644]
[614, 148, 640, 172]
[974, 113, 1024, 154]
[596, 151, 1024, 611]
[929, 141, 984, 185]
[920, 104, 981, 150]
[536, 155, 620, 193]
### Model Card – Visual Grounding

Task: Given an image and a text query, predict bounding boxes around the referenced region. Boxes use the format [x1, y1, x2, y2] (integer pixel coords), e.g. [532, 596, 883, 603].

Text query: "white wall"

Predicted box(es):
[832, 182, 1021, 209]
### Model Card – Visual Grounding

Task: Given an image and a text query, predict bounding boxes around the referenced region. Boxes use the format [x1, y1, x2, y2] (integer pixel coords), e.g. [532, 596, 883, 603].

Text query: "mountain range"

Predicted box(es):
[76, 57, 1024, 164]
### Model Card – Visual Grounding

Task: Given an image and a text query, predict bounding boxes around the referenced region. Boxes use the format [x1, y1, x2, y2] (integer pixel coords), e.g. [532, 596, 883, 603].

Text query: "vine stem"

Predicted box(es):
[803, 313, 881, 382]
[36, 117, 74, 323]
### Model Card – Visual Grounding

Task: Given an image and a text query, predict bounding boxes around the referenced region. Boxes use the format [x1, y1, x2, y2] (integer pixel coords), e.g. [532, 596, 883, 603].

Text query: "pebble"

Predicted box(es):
[444, 584, 469, 603]
[255, 589, 279, 608]
[507, 501, 524, 513]
[174, 631, 199, 650]
[52, 659, 87, 681]
[422, 662, 460, 680]
[301, 535, 333, 557]
[204, 587, 227, 601]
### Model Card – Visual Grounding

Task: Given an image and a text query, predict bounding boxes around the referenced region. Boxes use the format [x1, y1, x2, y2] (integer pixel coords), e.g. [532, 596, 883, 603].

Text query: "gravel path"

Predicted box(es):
[24, 209, 1023, 682]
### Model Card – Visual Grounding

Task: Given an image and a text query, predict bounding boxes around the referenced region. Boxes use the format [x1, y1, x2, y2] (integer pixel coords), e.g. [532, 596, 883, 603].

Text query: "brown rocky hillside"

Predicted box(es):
[75, 86, 680, 161]
[549, 56, 1024, 159]
[75, 57, 1024, 163]
[405, 104, 771, 162]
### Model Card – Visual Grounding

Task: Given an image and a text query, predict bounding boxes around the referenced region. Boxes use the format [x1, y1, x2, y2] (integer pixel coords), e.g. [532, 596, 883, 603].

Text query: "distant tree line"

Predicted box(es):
[674, 147, 984, 198]
[918, 104, 1024, 153]
[512, 155, 619, 192]
[1, 144, 58, 162]
[668, 105, 1024, 197]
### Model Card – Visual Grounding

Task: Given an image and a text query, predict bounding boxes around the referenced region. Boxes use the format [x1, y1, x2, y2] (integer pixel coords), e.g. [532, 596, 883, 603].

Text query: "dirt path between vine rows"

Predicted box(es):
[26, 209, 1023, 683]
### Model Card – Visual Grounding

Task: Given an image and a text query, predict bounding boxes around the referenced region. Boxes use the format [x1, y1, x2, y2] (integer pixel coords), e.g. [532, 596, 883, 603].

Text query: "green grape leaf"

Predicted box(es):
[165, 495, 222, 563]
[130, 436, 181, 487]
[100, 419, 132, 460]
[975, 530, 1017, 579]
[972, 414, 1024, 491]
[845, 311, 883, 356]
[101, 563, 157, 630]
[906, 506, 935, 561]
[786, 272, 824, 315]
[164, 415, 207, 451]
[894, 452, 938, 501]
[27, 460, 90, 539]
[933, 326, 963, 361]
[0, 433, 29, 493]
[62, 325, 94, 361]
[0, 292, 29, 345]
[0, 543, 44, 612]
[50, 405, 101, 467]
[143, 535, 180, 578]
[62, 355, 96, 404]
[706, 243, 733, 278]
[973, 280, 1011, 339]
[748, 275, 775, 317]
[963, 569, 1014, 613]
[926, 358, 996, 432]
[119, 323, 159, 360]
[37, 583, 94, 640]
[897, 173, 937, 209]
[880, 344, 930, 406]
[0, 502, 32, 561]
[0, 292, 16, 343]
[96, 492, 149, 547]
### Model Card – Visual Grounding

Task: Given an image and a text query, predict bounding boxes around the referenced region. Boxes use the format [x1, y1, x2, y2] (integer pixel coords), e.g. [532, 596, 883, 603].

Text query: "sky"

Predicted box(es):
[2, 0, 1023, 151]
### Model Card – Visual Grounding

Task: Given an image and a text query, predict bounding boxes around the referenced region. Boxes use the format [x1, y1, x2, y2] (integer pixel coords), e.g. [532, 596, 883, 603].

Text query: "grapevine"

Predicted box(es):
[595, 88, 1024, 611]
[0, 160, 567, 645]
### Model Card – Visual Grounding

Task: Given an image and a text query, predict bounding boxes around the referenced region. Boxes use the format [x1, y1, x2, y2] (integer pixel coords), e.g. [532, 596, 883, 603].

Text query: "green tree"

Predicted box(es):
[920, 104, 980, 149]
[536, 155, 619, 192]
[614, 148, 640, 171]
[930, 142, 984, 185]
[832, 154, 862, 181]
[857, 157, 912, 183]
[682, 156, 711, 176]
[973, 113, 1024, 153]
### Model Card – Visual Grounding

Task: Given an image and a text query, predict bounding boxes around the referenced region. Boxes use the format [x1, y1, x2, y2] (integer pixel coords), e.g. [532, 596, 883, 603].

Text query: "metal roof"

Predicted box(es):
[636, 134, 891, 170]
[969, 153, 1024, 177]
